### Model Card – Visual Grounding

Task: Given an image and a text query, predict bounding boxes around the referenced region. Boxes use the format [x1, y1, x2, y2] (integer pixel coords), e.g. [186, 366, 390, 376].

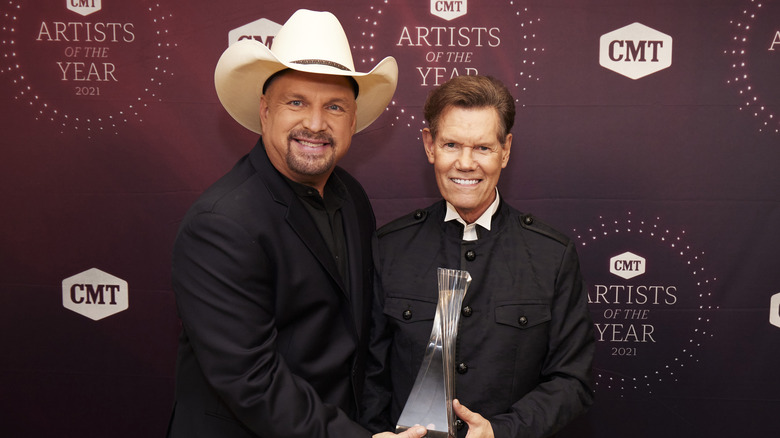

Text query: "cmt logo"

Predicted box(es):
[599, 22, 672, 80]
[62, 268, 128, 321]
[609, 252, 646, 280]
[228, 18, 282, 47]
[431, 0, 467, 21]
[67, 0, 102, 17]
[771, 293, 780, 328]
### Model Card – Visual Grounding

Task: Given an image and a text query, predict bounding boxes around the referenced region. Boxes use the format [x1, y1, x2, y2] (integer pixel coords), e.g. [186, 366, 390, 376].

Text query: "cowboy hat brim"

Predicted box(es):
[214, 38, 398, 134]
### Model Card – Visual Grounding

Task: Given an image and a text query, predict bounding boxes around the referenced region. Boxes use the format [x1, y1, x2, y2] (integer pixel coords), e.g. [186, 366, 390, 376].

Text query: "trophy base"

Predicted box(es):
[395, 425, 453, 438]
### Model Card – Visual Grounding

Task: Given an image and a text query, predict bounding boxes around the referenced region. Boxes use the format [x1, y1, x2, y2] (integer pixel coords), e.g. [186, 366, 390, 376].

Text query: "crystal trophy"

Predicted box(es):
[395, 268, 471, 438]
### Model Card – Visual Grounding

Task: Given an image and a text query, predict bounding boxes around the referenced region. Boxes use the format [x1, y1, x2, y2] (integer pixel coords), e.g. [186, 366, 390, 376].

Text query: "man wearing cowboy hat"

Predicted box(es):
[168, 9, 425, 438]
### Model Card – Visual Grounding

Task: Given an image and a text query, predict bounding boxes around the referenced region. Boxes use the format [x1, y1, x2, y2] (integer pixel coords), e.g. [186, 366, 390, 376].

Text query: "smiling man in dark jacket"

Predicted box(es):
[168, 9, 425, 438]
[361, 75, 595, 438]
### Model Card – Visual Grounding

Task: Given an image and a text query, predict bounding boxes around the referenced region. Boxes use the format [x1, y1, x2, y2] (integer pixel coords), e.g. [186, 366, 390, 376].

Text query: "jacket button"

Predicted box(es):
[465, 250, 476, 261]
[457, 363, 468, 374]
[455, 419, 465, 430]
[414, 210, 425, 220]
[518, 316, 528, 326]
[461, 306, 473, 317]
[402, 310, 412, 320]
[523, 215, 533, 225]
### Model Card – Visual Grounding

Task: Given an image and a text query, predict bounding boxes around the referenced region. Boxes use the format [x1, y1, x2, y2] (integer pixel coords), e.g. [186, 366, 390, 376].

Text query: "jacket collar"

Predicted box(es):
[248, 139, 365, 333]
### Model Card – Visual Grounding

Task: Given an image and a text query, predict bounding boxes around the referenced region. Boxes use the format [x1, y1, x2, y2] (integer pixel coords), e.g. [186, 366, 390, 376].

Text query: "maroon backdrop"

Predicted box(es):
[2, 0, 779, 436]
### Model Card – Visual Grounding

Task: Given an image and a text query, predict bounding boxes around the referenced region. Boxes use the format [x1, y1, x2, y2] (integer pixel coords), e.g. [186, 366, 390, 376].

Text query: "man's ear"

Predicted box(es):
[501, 133, 512, 168]
[259, 95, 269, 127]
[422, 128, 436, 164]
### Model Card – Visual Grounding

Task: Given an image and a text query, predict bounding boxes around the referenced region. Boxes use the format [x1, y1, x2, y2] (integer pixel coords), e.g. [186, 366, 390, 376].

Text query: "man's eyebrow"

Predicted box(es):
[279, 92, 305, 100]
[328, 96, 354, 104]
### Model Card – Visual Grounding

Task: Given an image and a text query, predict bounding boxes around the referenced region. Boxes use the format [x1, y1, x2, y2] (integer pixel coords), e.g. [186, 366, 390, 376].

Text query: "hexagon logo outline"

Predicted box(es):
[609, 251, 646, 280]
[62, 268, 129, 321]
[67, 0, 102, 17]
[771, 293, 780, 328]
[430, 0, 467, 21]
[228, 18, 282, 47]
[599, 22, 673, 80]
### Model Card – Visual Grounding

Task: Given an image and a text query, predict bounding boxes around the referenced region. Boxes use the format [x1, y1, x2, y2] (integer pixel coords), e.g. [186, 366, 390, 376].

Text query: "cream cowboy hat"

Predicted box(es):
[214, 9, 398, 134]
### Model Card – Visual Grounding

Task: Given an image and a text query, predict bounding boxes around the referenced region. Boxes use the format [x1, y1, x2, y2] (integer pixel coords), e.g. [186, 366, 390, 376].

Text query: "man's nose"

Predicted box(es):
[455, 147, 478, 170]
[303, 107, 326, 132]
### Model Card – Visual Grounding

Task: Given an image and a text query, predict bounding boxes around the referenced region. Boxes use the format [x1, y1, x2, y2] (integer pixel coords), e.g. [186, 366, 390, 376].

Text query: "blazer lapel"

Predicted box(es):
[339, 192, 364, 334]
[249, 140, 348, 298]
[285, 200, 347, 294]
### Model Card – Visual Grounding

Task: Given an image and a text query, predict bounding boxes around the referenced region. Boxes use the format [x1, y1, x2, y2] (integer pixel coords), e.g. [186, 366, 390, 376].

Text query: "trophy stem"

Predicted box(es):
[396, 268, 471, 438]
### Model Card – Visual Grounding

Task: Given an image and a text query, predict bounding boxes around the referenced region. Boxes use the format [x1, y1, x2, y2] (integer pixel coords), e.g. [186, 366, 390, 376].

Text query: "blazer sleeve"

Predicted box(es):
[490, 240, 595, 438]
[173, 210, 371, 438]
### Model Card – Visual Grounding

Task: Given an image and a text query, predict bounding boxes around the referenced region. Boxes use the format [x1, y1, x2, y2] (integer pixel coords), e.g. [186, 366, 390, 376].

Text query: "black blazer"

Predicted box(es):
[362, 200, 594, 438]
[168, 139, 375, 438]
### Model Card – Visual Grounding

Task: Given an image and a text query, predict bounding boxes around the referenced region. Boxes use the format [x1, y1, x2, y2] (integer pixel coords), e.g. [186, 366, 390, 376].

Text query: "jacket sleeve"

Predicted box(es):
[359, 234, 396, 433]
[172, 210, 371, 438]
[490, 240, 595, 438]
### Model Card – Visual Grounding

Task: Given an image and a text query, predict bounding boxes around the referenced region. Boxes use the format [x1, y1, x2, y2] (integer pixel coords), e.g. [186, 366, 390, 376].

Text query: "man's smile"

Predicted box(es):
[294, 138, 330, 147]
[451, 177, 481, 186]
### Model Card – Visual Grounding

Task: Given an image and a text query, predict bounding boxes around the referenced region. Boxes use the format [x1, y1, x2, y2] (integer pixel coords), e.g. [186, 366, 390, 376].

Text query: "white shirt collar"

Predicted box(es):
[444, 188, 500, 241]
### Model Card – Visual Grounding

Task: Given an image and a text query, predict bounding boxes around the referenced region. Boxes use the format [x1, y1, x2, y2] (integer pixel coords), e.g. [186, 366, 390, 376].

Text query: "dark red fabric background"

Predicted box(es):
[1, 1, 778, 436]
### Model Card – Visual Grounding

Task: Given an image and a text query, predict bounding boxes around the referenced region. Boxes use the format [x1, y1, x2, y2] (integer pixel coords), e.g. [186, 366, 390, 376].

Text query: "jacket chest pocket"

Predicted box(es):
[384, 296, 438, 325]
[495, 302, 551, 330]
[492, 302, 553, 397]
[383, 296, 438, 369]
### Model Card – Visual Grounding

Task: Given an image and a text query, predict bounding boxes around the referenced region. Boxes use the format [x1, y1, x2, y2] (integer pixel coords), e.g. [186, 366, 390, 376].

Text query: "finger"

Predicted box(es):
[397, 426, 427, 437]
[453, 398, 474, 421]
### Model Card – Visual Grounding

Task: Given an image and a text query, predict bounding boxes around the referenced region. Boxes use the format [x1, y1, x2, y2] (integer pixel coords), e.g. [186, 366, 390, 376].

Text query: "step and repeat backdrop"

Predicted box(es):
[1, 0, 778, 436]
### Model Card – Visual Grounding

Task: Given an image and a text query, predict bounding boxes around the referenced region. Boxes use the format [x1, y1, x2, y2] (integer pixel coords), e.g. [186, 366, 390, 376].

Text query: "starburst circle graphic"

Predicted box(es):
[725, 0, 780, 134]
[573, 212, 719, 397]
[0, 1, 176, 138]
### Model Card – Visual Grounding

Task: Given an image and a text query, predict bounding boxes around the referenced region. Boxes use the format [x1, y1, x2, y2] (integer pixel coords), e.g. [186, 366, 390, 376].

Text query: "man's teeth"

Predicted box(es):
[452, 178, 479, 185]
[298, 139, 324, 147]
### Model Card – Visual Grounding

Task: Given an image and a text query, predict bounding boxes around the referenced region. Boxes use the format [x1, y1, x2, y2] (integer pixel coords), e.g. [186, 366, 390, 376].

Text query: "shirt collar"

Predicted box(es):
[444, 188, 500, 241]
[285, 173, 347, 210]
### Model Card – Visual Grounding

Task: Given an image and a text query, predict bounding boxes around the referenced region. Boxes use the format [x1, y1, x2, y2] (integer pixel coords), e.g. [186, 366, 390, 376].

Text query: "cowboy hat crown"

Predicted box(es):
[214, 9, 398, 134]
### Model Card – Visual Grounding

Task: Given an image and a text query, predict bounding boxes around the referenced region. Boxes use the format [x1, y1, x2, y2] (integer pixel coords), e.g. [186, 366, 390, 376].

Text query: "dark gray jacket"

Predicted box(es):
[361, 199, 594, 438]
